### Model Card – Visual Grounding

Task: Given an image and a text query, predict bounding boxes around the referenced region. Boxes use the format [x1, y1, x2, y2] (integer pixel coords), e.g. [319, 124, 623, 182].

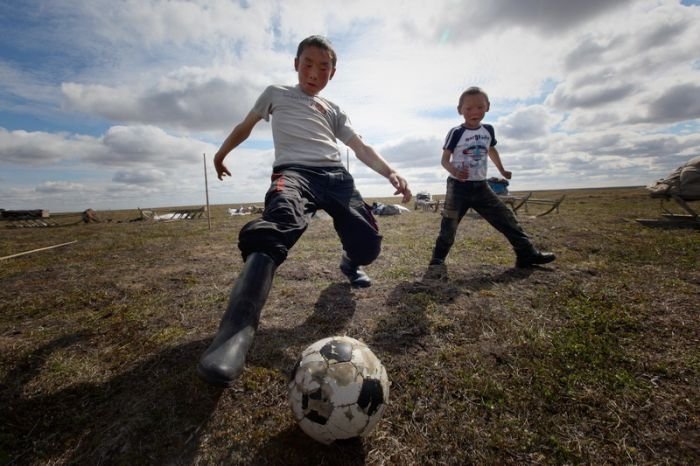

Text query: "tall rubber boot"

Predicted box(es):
[197, 252, 276, 386]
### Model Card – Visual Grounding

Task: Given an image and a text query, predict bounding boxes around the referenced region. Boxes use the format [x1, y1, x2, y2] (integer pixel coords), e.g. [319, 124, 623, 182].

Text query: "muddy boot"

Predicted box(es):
[197, 252, 276, 386]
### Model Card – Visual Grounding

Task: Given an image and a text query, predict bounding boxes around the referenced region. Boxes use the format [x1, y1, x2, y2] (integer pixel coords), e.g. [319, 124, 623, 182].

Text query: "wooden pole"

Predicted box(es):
[1, 240, 78, 261]
[203, 153, 211, 230]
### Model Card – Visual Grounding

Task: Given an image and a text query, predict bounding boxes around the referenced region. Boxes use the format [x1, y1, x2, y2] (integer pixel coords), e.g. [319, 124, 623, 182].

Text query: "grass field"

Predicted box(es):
[1, 187, 698, 465]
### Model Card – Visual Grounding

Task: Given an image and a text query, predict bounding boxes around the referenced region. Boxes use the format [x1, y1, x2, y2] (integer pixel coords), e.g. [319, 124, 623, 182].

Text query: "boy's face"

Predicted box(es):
[459, 94, 488, 128]
[294, 45, 335, 96]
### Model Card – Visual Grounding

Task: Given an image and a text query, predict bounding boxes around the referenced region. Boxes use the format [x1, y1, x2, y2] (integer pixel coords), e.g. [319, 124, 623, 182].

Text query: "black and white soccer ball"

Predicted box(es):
[288, 336, 390, 444]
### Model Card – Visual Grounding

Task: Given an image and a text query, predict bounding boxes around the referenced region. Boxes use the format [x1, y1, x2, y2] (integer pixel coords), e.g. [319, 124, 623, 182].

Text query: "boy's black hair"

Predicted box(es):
[296, 35, 337, 67]
[458, 86, 490, 111]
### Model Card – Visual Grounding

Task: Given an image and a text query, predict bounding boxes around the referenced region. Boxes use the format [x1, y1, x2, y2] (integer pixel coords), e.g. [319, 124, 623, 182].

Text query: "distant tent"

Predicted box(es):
[646, 156, 700, 200]
[371, 202, 410, 216]
[637, 156, 700, 228]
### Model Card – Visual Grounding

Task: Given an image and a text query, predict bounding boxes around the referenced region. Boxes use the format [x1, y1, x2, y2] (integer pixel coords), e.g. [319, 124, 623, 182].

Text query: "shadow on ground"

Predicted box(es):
[1, 335, 221, 464]
[249, 282, 357, 376]
[370, 265, 536, 354]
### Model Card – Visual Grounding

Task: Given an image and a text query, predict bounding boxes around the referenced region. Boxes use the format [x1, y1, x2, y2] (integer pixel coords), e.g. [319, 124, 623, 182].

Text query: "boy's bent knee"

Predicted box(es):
[238, 224, 290, 266]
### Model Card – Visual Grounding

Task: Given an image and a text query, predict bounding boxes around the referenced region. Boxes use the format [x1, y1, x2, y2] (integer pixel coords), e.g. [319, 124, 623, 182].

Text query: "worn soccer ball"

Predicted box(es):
[288, 336, 390, 444]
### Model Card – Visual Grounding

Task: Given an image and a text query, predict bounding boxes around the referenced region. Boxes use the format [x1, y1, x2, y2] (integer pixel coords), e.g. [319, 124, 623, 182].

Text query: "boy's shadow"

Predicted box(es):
[1, 333, 222, 465]
[250, 282, 357, 377]
[1, 283, 363, 465]
[370, 265, 535, 354]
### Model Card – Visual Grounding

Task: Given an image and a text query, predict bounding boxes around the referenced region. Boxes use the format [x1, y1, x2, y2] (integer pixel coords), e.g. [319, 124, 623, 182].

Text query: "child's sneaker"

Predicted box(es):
[516, 251, 556, 268]
[340, 255, 372, 288]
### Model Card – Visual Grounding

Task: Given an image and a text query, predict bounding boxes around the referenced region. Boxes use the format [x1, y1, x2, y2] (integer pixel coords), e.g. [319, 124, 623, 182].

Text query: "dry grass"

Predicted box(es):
[1, 187, 698, 465]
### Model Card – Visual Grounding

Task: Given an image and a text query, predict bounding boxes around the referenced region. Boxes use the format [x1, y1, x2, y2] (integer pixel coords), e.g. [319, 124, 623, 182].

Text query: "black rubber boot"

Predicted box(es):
[197, 252, 276, 386]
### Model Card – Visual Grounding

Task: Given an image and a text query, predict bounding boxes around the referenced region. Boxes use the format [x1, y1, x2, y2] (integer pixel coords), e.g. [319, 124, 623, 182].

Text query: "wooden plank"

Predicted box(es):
[636, 217, 700, 229]
[1, 240, 78, 260]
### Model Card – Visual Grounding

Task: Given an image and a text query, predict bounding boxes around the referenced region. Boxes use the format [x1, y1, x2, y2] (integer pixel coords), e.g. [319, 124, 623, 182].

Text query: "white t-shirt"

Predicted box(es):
[443, 124, 496, 181]
[252, 84, 357, 168]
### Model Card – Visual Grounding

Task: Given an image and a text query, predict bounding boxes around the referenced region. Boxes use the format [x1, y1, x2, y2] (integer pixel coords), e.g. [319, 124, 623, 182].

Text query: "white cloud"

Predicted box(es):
[0, 128, 99, 165]
[636, 83, 700, 123]
[97, 125, 212, 165]
[113, 169, 167, 186]
[35, 181, 92, 194]
[498, 106, 556, 140]
[62, 68, 268, 132]
[2, 0, 700, 211]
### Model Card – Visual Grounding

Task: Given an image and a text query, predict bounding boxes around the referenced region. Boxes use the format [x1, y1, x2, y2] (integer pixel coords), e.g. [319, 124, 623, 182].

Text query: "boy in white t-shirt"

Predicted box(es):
[430, 87, 555, 269]
[198, 35, 412, 386]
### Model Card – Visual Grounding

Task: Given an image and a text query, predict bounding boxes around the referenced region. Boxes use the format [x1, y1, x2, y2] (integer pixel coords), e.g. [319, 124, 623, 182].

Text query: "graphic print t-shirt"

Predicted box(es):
[252, 84, 357, 168]
[443, 124, 496, 181]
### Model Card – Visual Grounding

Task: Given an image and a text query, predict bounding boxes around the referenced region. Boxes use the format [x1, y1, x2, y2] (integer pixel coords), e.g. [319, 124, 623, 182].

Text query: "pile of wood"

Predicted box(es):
[0, 209, 101, 228]
[0, 209, 58, 228]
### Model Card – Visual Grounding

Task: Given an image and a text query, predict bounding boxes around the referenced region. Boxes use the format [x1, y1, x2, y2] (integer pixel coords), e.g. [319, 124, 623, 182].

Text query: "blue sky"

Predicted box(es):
[1, 0, 699, 212]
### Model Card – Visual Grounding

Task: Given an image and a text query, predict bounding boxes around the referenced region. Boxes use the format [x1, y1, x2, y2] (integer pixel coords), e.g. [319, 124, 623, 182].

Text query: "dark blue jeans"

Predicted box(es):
[432, 179, 537, 261]
[238, 165, 381, 266]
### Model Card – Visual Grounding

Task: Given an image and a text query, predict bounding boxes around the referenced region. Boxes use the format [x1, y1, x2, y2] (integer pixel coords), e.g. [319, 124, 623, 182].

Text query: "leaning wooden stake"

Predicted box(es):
[0, 240, 78, 260]
[203, 153, 211, 230]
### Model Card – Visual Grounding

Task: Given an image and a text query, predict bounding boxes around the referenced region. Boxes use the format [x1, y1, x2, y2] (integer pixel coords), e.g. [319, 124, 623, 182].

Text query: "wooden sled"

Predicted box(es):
[503, 192, 565, 217]
[501, 192, 531, 213]
[636, 194, 700, 229]
[132, 206, 206, 222]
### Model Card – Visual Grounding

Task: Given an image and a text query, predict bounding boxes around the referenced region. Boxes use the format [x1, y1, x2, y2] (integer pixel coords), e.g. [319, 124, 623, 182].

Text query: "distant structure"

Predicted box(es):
[1, 209, 49, 219]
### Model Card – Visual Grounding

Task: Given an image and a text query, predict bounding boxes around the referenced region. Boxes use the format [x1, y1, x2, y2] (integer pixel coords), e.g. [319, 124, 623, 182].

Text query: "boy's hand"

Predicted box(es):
[501, 170, 512, 180]
[214, 154, 232, 180]
[389, 173, 412, 203]
[452, 165, 470, 181]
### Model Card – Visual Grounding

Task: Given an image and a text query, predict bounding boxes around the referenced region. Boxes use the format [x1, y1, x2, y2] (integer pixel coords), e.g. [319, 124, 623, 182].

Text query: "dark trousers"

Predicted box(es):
[238, 165, 382, 266]
[432, 178, 537, 261]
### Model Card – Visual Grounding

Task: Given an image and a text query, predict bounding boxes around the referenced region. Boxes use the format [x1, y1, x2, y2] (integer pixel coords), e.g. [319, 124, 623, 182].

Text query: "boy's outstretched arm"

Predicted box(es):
[488, 147, 512, 180]
[213, 111, 263, 180]
[346, 135, 412, 203]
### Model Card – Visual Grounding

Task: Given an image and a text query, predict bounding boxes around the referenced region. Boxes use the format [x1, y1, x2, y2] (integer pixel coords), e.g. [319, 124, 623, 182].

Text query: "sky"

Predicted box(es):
[1, 0, 699, 213]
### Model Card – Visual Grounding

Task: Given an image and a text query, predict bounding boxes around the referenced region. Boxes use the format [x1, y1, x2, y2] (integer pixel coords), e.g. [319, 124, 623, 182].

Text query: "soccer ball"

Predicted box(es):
[288, 336, 390, 444]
